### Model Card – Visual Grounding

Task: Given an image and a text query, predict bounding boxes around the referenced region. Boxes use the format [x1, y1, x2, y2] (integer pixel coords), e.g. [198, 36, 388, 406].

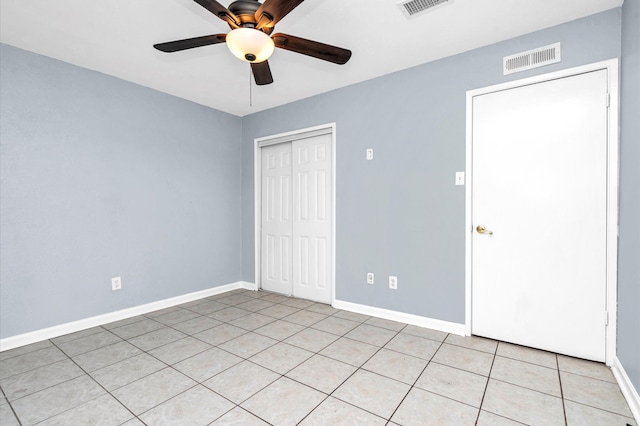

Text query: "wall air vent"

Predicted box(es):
[397, 0, 453, 19]
[503, 43, 561, 75]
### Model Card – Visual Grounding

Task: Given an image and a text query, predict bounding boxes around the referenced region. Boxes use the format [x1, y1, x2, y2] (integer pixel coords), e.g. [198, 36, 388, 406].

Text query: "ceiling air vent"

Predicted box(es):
[503, 43, 561, 75]
[397, 0, 453, 19]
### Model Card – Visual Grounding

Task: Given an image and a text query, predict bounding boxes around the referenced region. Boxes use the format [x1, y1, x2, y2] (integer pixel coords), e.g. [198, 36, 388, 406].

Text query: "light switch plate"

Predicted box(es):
[455, 171, 465, 185]
[366, 148, 374, 160]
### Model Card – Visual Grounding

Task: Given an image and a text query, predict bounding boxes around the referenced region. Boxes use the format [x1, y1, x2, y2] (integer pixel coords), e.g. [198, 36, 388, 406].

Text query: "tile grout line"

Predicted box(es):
[556, 353, 569, 426]
[474, 340, 498, 425]
[0, 384, 23, 426]
[385, 335, 449, 424]
[47, 338, 140, 425]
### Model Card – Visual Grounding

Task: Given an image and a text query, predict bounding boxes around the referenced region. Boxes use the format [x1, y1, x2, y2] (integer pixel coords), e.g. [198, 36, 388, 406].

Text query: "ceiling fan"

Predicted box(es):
[154, 0, 352, 85]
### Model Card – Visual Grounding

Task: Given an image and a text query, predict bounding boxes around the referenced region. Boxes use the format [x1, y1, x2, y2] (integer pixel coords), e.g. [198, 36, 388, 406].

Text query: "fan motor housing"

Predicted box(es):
[229, 0, 260, 26]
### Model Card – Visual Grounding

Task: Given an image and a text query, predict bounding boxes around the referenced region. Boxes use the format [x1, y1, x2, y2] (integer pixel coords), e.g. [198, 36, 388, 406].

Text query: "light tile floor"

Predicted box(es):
[0, 289, 636, 426]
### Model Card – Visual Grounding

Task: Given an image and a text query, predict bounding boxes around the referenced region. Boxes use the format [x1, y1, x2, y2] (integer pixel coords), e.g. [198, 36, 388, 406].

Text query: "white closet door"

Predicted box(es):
[261, 143, 293, 295]
[292, 134, 333, 303]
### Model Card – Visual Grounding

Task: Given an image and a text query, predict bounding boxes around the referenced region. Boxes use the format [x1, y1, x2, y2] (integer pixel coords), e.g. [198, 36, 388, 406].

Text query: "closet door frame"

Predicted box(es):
[254, 123, 337, 304]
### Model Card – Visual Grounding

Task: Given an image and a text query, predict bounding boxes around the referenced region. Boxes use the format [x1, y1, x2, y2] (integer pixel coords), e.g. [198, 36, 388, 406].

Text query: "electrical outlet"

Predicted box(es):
[111, 277, 122, 291]
[367, 273, 374, 285]
[389, 275, 398, 290]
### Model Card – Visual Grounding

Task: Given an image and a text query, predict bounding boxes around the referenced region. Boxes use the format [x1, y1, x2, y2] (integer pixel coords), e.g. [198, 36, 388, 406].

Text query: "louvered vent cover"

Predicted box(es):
[503, 43, 561, 75]
[397, 0, 453, 19]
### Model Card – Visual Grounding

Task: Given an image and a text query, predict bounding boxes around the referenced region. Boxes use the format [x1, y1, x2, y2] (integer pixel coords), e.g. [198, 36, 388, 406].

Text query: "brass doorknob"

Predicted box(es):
[476, 225, 493, 235]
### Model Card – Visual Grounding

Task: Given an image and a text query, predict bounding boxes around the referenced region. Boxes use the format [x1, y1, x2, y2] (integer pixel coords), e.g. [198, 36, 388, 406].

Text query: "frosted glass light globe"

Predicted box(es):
[226, 28, 275, 63]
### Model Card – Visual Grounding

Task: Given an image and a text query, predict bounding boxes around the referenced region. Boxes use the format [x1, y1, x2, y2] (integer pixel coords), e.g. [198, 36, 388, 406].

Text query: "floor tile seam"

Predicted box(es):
[359, 360, 427, 390]
[249, 348, 316, 377]
[397, 330, 449, 344]
[256, 321, 316, 346]
[386, 337, 446, 391]
[0, 352, 82, 388]
[87, 342, 175, 390]
[475, 346, 497, 424]
[205, 404, 249, 425]
[65, 338, 143, 368]
[377, 343, 436, 362]
[555, 353, 569, 425]
[172, 347, 246, 379]
[216, 333, 280, 360]
[5, 392, 22, 425]
[190, 327, 250, 348]
[383, 339, 453, 421]
[109, 319, 166, 341]
[205, 311, 253, 323]
[1, 340, 102, 407]
[0, 343, 56, 362]
[440, 340, 499, 356]
[57, 340, 128, 359]
[138, 336, 211, 367]
[40, 382, 135, 426]
[164, 318, 222, 337]
[125, 326, 189, 349]
[293, 393, 339, 425]
[103, 315, 148, 330]
[126, 380, 210, 420]
[297, 367, 385, 420]
[479, 410, 529, 425]
[494, 353, 562, 371]
[562, 395, 636, 418]
[309, 321, 364, 338]
[557, 367, 618, 384]
[143, 306, 185, 319]
[49, 326, 109, 346]
[1, 363, 88, 403]
[208, 359, 284, 405]
[279, 313, 327, 328]
[67, 339, 158, 376]
[26, 342, 131, 426]
[236, 403, 277, 426]
[488, 376, 564, 401]
[0, 345, 69, 379]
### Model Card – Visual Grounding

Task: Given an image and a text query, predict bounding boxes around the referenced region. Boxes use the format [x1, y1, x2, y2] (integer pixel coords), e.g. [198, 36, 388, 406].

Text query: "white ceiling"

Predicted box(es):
[0, 0, 622, 116]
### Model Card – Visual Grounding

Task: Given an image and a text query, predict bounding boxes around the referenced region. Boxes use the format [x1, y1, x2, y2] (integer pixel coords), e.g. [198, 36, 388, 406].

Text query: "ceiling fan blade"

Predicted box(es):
[272, 33, 352, 65]
[193, 0, 240, 28]
[154, 34, 227, 53]
[251, 61, 274, 85]
[255, 0, 304, 30]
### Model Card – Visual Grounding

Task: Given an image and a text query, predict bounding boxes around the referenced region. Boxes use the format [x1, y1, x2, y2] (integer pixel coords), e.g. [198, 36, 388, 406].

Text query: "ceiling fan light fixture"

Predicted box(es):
[226, 28, 275, 63]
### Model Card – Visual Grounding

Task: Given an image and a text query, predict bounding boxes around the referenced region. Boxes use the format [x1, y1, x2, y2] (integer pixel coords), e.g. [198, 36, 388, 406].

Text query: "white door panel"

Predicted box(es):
[293, 134, 332, 303]
[261, 143, 293, 295]
[472, 70, 608, 361]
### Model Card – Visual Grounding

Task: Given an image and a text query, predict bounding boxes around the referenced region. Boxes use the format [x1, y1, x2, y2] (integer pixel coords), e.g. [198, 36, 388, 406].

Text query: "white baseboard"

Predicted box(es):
[612, 356, 640, 424]
[0, 281, 254, 352]
[332, 299, 466, 336]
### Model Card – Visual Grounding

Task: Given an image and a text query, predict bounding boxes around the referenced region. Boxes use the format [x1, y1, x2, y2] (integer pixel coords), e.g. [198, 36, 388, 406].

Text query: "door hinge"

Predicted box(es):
[606, 93, 610, 108]
[605, 311, 609, 326]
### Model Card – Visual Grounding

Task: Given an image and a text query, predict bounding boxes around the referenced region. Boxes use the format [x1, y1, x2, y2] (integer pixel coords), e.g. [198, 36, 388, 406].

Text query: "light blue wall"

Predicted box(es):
[241, 9, 623, 323]
[0, 45, 243, 338]
[618, 0, 640, 394]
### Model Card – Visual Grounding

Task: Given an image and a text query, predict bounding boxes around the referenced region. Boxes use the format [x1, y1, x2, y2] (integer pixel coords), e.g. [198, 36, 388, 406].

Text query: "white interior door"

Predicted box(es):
[292, 134, 332, 303]
[261, 143, 293, 295]
[471, 70, 609, 361]
[259, 131, 333, 303]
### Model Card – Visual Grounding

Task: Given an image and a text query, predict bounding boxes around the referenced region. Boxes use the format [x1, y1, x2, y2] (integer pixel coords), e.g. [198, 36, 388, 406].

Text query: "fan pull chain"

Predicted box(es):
[249, 65, 253, 107]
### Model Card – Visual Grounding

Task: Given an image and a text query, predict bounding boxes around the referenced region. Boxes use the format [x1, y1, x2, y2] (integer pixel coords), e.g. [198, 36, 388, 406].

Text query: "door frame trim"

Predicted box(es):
[254, 123, 337, 305]
[464, 59, 619, 365]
